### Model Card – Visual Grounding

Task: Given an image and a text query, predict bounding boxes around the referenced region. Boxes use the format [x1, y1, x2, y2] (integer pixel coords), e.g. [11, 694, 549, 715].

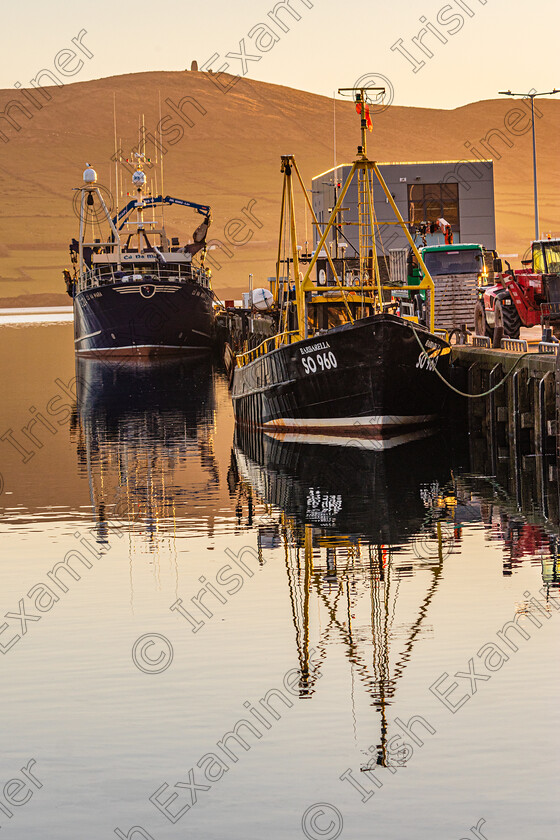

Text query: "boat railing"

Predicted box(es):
[76, 262, 211, 294]
[236, 330, 300, 367]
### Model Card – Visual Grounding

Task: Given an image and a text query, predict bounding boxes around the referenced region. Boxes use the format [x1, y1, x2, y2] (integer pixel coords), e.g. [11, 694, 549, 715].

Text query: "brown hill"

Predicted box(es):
[1, 71, 559, 305]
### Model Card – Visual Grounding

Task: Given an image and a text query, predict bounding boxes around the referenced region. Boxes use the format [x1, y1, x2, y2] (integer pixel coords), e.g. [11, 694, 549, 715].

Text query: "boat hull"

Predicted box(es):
[231, 314, 451, 435]
[73, 280, 216, 357]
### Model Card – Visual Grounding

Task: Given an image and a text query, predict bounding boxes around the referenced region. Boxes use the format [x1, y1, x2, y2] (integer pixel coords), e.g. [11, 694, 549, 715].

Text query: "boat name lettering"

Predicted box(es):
[300, 341, 331, 355]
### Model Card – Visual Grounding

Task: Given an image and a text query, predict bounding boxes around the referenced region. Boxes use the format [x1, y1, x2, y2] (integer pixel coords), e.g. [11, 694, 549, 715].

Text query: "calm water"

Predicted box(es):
[0, 319, 558, 840]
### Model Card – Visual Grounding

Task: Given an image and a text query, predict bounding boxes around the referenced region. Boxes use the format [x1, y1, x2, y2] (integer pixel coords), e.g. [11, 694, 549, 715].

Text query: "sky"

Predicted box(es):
[2, 0, 559, 109]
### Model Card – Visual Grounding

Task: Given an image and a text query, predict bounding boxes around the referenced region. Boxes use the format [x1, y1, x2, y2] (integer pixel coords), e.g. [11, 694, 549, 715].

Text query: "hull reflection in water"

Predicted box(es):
[74, 357, 219, 548]
[234, 425, 465, 543]
[263, 427, 437, 450]
[232, 426, 467, 763]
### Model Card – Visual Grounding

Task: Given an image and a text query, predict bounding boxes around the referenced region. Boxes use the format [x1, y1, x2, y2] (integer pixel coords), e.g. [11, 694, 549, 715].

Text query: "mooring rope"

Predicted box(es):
[411, 325, 542, 399]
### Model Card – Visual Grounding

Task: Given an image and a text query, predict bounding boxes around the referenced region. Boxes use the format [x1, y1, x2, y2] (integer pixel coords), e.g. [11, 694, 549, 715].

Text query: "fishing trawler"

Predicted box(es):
[231, 87, 452, 437]
[67, 153, 219, 357]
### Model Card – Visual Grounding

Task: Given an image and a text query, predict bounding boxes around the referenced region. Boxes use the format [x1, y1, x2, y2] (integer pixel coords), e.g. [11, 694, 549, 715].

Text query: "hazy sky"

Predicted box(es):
[3, 0, 559, 108]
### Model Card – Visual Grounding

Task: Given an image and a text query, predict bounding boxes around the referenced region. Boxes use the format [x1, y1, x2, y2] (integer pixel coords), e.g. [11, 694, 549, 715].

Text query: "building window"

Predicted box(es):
[408, 183, 460, 232]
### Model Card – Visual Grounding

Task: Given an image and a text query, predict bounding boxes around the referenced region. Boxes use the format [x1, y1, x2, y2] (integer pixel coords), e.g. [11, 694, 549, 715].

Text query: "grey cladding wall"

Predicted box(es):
[312, 160, 496, 254]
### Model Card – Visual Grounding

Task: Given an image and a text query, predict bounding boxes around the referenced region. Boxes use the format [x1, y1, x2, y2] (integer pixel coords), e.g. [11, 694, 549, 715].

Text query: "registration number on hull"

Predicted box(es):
[301, 351, 338, 374]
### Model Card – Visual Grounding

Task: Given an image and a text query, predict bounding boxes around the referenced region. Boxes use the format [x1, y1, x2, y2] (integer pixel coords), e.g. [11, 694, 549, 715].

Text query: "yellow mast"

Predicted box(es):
[236, 86, 439, 369]
[300, 86, 437, 332]
[287, 161, 304, 339]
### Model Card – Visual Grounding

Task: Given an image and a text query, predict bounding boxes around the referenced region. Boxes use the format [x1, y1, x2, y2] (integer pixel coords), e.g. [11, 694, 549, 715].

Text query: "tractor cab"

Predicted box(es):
[531, 239, 560, 275]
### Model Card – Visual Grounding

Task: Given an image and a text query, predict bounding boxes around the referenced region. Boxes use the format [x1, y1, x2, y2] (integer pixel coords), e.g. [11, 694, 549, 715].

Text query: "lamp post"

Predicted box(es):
[498, 88, 559, 241]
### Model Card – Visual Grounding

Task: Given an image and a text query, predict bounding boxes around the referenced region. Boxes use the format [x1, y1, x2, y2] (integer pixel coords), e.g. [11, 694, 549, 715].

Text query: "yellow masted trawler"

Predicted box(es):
[231, 86, 453, 441]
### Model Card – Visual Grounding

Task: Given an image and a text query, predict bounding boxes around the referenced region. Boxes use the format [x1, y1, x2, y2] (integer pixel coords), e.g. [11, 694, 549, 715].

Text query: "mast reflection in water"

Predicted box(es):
[232, 425, 470, 762]
[73, 357, 219, 549]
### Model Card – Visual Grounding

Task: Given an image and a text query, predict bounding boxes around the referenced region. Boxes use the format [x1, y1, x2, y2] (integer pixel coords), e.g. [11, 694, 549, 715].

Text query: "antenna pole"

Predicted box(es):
[337, 86, 385, 157]
[78, 189, 86, 279]
[333, 91, 336, 171]
[113, 94, 118, 216]
[159, 91, 165, 232]
[276, 165, 288, 308]
[359, 90, 367, 157]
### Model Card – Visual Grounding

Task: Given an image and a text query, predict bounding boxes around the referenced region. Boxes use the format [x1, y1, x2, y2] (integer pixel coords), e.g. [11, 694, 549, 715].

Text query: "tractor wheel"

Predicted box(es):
[497, 297, 521, 339]
[493, 300, 505, 348]
[474, 301, 493, 338]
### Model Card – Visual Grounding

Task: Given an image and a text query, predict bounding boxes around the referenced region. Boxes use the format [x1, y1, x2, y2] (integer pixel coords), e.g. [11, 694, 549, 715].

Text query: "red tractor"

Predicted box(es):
[474, 238, 560, 340]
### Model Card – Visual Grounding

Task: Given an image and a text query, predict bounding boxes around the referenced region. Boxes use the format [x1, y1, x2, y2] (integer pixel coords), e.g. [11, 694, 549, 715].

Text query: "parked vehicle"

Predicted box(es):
[474, 239, 560, 339]
[400, 242, 498, 332]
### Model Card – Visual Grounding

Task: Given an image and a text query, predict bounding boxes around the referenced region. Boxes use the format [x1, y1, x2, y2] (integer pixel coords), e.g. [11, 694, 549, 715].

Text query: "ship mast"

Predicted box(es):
[282, 521, 448, 766]
[131, 152, 148, 253]
[75, 165, 122, 281]
[300, 87, 438, 332]
[276, 155, 354, 339]
[272, 88, 439, 341]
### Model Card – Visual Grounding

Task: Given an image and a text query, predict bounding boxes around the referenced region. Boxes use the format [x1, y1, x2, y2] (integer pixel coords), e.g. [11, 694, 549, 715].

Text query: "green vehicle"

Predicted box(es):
[404, 243, 498, 331]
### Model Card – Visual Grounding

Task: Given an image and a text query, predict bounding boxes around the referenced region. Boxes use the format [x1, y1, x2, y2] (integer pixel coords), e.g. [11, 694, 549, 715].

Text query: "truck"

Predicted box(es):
[474, 238, 560, 340]
[391, 242, 498, 332]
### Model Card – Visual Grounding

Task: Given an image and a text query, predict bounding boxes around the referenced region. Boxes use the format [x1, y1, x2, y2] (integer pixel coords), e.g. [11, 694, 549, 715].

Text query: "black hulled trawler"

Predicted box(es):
[67, 154, 220, 357]
[231, 87, 452, 443]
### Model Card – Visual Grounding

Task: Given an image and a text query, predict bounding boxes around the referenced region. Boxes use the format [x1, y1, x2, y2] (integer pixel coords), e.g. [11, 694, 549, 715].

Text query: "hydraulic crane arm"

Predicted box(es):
[112, 195, 211, 230]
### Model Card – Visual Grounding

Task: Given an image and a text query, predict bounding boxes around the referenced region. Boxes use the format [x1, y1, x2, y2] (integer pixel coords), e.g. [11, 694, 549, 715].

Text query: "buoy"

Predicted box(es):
[250, 288, 274, 310]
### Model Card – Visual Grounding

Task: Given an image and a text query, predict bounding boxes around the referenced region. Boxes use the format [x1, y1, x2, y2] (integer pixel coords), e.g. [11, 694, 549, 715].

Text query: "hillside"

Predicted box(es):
[1, 71, 559, 305]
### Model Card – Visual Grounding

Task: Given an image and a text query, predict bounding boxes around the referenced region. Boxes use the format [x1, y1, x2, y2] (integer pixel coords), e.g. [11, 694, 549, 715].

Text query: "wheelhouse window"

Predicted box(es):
[307, 302, 373, 332]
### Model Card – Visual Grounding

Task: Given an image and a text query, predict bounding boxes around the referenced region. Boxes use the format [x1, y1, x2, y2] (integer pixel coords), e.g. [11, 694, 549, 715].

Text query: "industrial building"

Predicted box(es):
[311, 159, 496, 256]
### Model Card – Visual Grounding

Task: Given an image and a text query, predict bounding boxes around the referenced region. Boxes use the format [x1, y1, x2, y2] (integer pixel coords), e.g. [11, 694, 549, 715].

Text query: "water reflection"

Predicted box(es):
[1, 324, 559, 837]
[232, 427, 467, 760]
[466, 392, 560, 592]
[454, 474, 560, 590]
[231, 425, 560, 765]
[57, 354, 560, 607]
[73, 357, 220, 549]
